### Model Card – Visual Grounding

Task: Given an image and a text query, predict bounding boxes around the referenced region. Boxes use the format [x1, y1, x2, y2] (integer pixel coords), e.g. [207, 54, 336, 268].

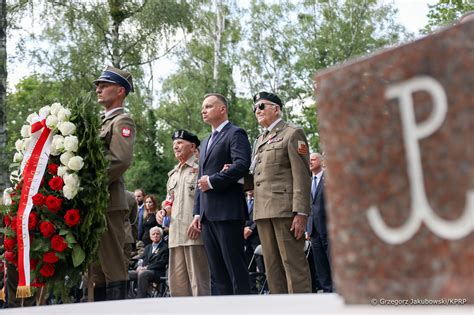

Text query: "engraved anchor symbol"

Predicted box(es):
[366, 76, 474, 244]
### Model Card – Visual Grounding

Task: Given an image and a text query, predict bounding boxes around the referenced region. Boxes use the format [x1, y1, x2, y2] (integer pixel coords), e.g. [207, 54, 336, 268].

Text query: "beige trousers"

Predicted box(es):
[169, 245, 211, 296]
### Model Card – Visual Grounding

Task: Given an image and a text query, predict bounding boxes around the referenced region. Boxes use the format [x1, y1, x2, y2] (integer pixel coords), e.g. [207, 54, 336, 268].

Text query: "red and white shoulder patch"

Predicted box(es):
[121, 127, 131, 137]
[297, 141, 308, 155]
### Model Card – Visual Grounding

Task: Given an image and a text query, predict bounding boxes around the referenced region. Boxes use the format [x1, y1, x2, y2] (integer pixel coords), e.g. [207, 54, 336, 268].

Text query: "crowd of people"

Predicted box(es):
[2, 66, 333, 307]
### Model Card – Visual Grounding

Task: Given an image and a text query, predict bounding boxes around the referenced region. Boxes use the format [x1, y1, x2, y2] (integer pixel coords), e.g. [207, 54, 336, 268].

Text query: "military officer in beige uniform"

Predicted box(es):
[251, 91, 312, 294]
[90, 66, 136, 301]
[156, 130, 211, 296]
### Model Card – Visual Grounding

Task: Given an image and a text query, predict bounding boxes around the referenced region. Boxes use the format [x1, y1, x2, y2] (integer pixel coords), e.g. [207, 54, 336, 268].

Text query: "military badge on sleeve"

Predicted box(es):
[121, 127, 131, 137]
[297, 141, 308, 155]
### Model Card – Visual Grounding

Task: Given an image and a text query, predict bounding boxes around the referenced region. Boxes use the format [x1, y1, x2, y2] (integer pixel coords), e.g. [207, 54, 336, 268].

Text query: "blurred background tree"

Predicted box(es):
[3, 0, 466, 197]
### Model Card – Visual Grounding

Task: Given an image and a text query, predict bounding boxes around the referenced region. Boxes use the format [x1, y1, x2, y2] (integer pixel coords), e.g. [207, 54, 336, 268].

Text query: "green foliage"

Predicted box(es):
[125, 96, 170, 198]
[69, 93, 108, 266]
[4, 0, 414, 194]
[240, 0, 408, 152]
[422, 0, 474, 33]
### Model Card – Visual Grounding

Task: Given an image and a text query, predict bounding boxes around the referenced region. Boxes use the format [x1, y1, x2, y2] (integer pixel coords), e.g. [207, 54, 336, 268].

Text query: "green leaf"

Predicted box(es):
[31, 238, 46, 252]
[59, 229, 69, 236]
[72, 245, 85, 267]
[65, 232, 77, 245]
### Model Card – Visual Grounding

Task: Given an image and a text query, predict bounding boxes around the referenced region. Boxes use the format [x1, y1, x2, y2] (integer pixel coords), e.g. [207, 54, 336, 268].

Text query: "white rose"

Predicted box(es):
[63, 184, 79, 200]
[50, 102, 64, 115]
[64, 173, 80, 189]
[60, 151, 74, 166]
[10, 170, 20, 183]
[15, 139, 24, 152]
[23, 138, 32, 152]
[20, 125, 31, 138]
[46, 115, 59, 129]
[2, 188, 13, 206]
[57, 108, 71, 122]
[13, 152, 23, 162]
[68, 156, 84, 171]
[50, 146, 59, 156]
[26, 113, 39, 124]
[39, 106, 51, 118]
[58, 121, 76, 136]
[51, 135, 64, 155]
[64, 135, 79, 152]
[58, 166, 68, 177]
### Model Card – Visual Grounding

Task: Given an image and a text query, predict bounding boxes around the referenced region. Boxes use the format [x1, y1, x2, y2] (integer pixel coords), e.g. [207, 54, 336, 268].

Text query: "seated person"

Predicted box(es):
[129, 226, 169, 298]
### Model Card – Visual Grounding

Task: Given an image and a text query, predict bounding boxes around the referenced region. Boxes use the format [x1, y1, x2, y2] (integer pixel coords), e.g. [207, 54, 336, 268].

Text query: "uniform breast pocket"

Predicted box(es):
[100, 129, 112, 148]
[168, 178, 178, 191]
[186, 174, 197, 196]
[264, 142, 284, 164]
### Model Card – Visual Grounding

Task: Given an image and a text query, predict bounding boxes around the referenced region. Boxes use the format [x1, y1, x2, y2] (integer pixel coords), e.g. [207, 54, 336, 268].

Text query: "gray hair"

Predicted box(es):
[149, 226, 163, 237]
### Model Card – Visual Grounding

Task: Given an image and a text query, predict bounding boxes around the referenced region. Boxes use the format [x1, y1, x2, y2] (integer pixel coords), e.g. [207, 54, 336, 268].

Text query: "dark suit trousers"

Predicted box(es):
[202, 218, 250, 295]
[311, 232, 332, 292]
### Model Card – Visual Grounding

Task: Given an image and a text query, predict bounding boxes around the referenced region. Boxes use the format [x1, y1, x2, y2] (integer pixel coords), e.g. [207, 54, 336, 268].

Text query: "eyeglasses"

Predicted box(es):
[253, 102, 277, 113]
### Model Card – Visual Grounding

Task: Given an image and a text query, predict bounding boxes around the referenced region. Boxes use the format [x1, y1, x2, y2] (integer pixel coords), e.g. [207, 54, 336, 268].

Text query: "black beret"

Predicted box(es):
[253, 91, 283, 107]
[171, 129, 200, 147]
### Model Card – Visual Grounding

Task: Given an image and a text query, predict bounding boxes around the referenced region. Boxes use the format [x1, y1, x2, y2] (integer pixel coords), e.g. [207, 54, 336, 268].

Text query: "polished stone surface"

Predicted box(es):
[314, 21, 473, 303]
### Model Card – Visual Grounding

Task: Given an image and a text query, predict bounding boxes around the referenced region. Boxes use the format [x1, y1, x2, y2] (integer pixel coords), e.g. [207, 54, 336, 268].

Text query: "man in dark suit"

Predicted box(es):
[244, 190, 265, 294]
[308, 152, 333, 292]
[128, 226, 169, 298]
[188, 93, 251, 295]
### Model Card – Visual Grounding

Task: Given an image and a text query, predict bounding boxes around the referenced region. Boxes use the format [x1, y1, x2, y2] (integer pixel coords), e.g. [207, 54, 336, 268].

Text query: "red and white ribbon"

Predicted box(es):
[16, 118, 53, 297]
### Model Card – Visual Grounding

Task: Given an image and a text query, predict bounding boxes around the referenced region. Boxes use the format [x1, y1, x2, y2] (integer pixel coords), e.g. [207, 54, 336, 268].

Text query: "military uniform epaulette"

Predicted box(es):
[285, 122, 303, 130]
[168, 167, 178, 177]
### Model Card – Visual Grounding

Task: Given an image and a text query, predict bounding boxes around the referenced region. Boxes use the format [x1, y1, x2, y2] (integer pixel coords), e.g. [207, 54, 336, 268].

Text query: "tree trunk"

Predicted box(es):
[0, 0, 8, 191]
[212, 0, 225, 89]
[108, 0, 123, 68]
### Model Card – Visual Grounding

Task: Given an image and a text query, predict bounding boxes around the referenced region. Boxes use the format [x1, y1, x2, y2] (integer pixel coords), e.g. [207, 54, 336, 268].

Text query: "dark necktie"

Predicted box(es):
[311, 175, 318, 199]
[247, 198, 253, 214]
[207, 130, 219, 153]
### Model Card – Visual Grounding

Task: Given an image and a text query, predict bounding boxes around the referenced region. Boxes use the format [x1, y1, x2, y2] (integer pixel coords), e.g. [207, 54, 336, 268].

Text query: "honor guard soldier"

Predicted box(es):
[251, 91, 312, 294]
[90, 66, 136, 301]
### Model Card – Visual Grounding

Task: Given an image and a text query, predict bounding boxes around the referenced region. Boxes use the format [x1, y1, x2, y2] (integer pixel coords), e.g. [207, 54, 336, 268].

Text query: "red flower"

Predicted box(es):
[10, 216, 17, 230]
[45, 195, 63, 213]
[32, 193, 46, 206]
[51, 235, 67, 252]
[4, 215, 11, 226]
[4, 251, 16, 263]
[48, 176, 64, 191]
[43, 251, 59, 264]
[39, 263, 55, 278]
[64, 209, 80, 227]
[39, 221, 56, 238]
[30, 258, 39, 270]
[48, 163, 59, 175]
[4, 237, 16, 251]
[31, 278, 45, 287]
[28, 211, 39, 230]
